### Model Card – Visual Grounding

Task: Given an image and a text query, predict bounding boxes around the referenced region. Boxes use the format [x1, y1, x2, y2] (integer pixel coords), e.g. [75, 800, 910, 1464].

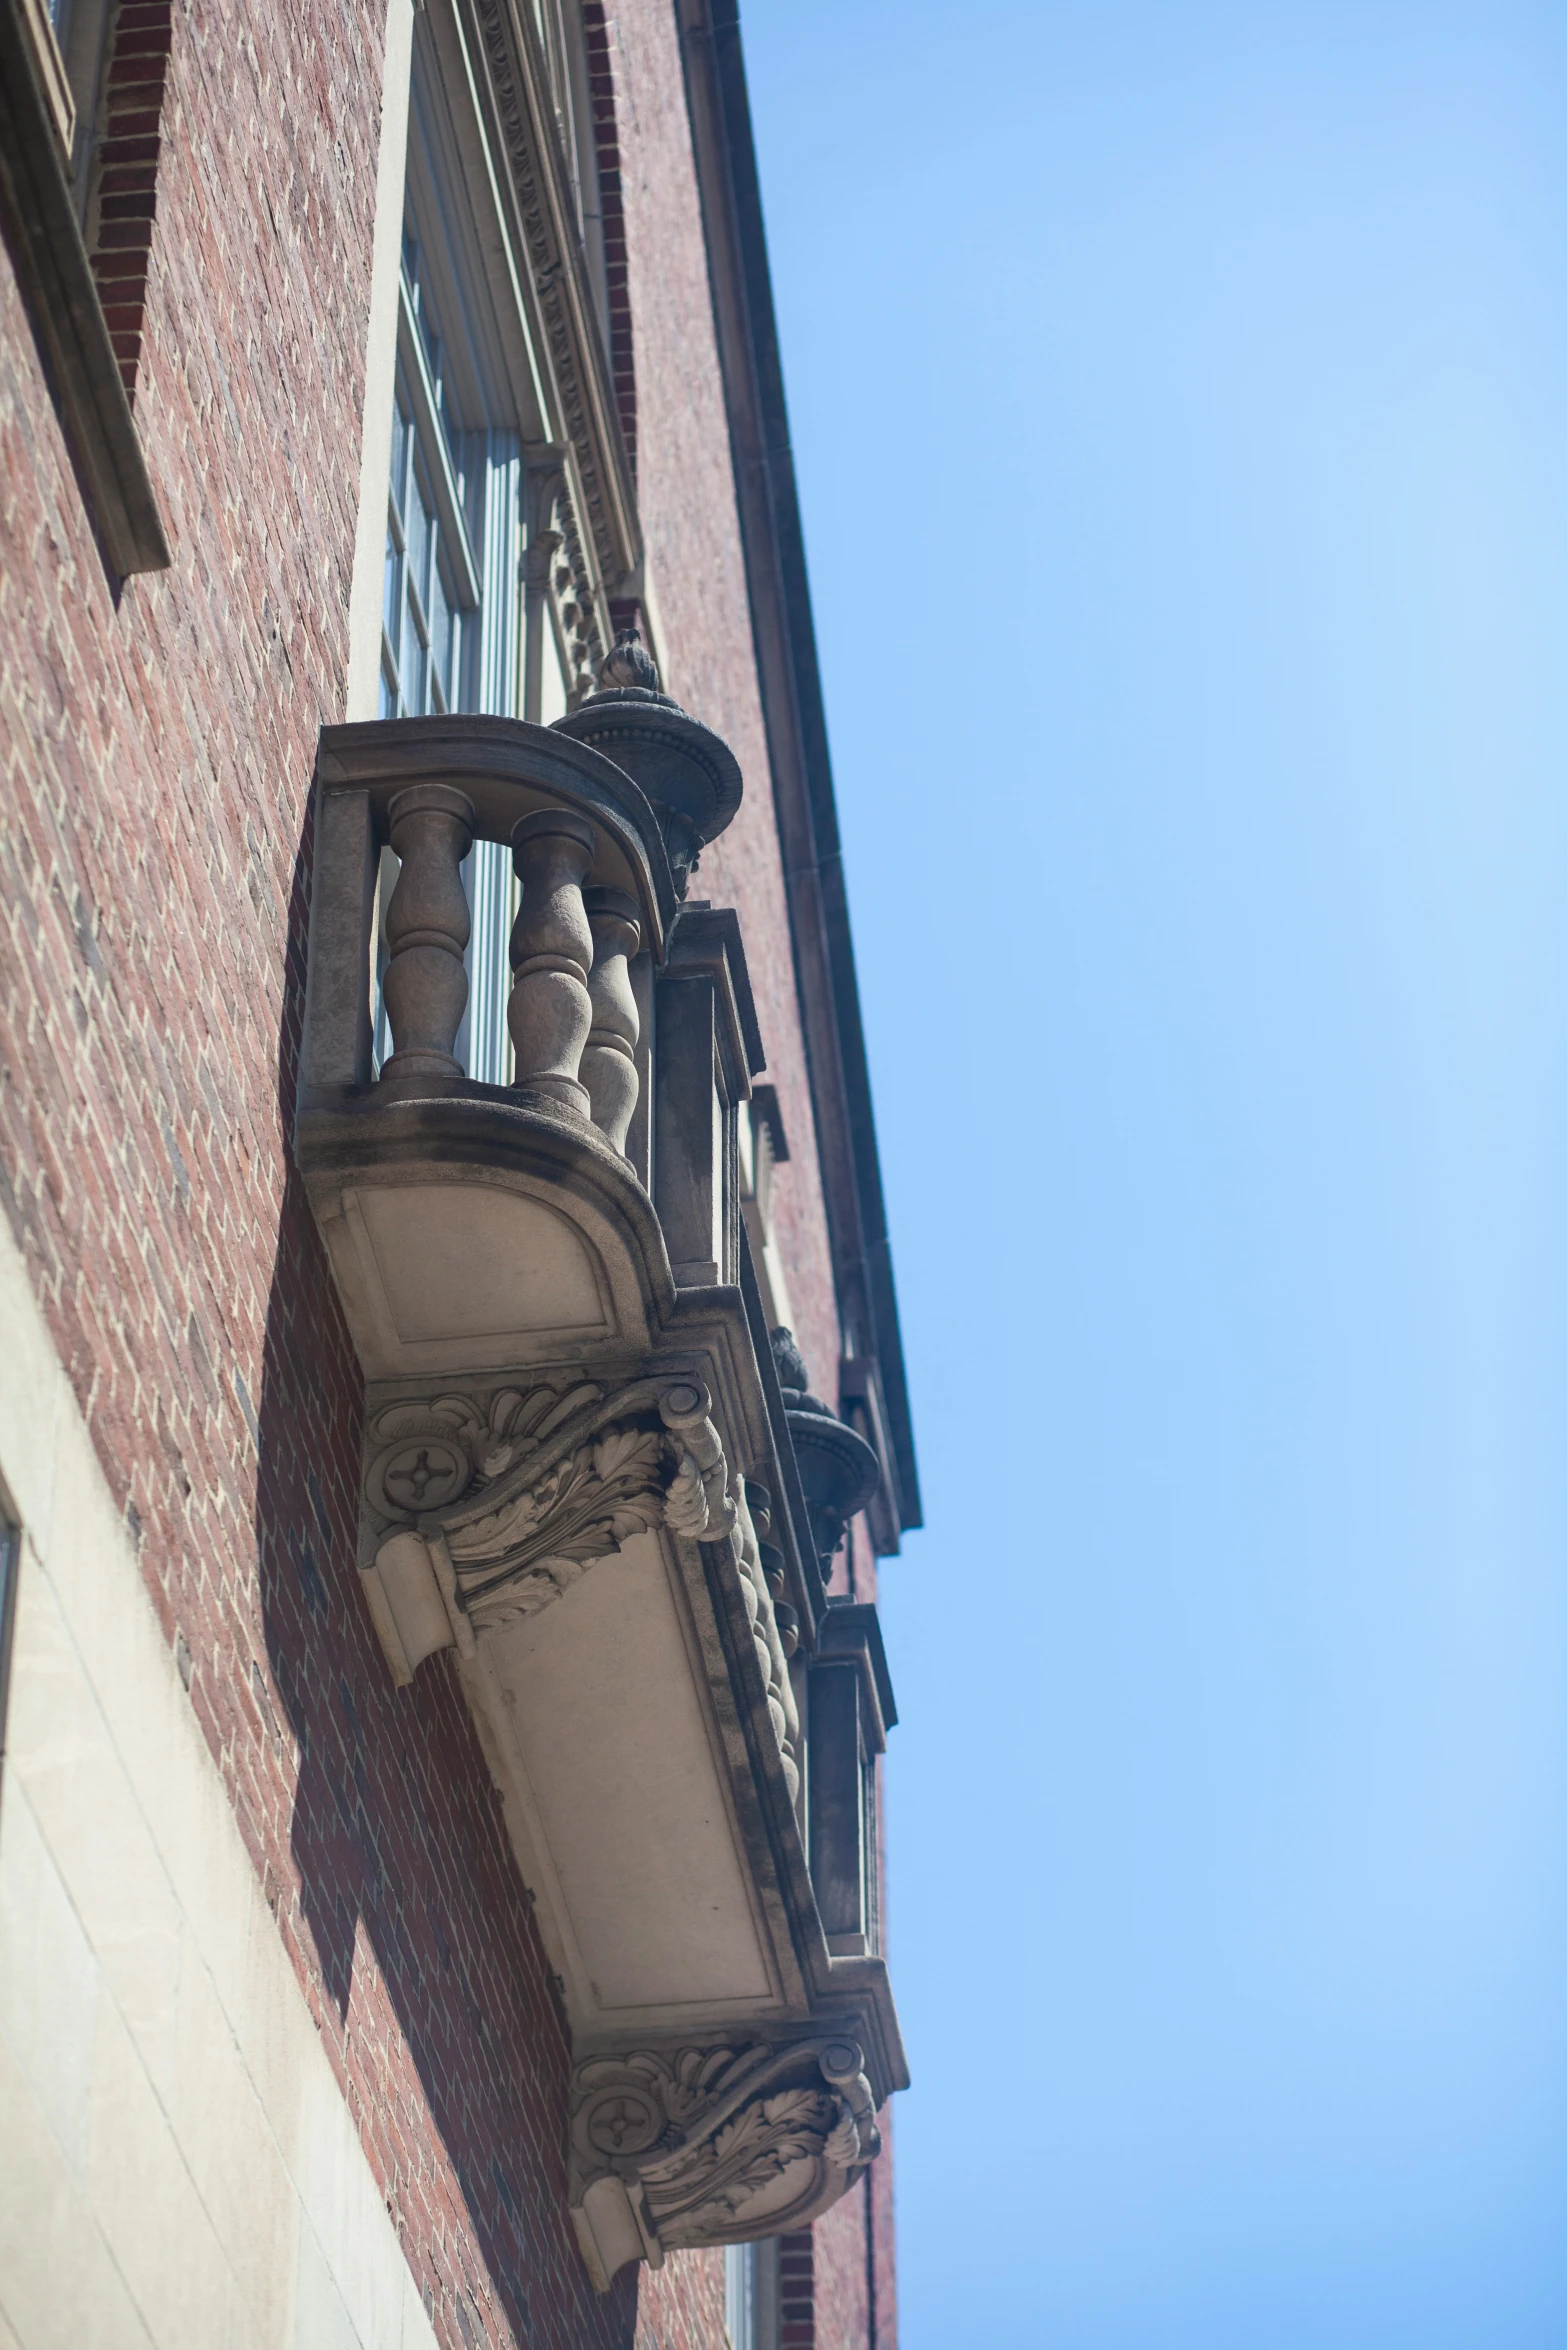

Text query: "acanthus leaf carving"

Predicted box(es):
[365, 1374, 749, 1640]
[569, 2038, 878, 2256]
[449, 1424, 668, 1628]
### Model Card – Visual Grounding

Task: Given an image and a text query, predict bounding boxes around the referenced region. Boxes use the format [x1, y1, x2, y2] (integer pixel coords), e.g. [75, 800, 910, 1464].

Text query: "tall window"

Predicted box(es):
[725, 2244, 755, 2350]
[26, 0, 113, 201]
[375, 39, 524, 1084]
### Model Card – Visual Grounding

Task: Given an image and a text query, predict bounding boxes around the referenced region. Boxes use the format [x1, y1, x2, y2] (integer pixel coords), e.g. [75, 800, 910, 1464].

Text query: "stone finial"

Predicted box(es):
[769, 1326, 811, 1400]
[596, 626, 661, 695]
[768, 1326, 880, 1583]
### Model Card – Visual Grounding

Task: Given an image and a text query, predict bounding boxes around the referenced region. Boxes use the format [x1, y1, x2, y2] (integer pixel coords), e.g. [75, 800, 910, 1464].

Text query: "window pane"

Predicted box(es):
[724, 2245, 754, 2350]
[403, 623, 427, 717]
[383, 514, 402, 652]
[407, 472, 433, 615]
[402, 577, 428, 716]
[389, 391, 411, 524]
[429, 553, 453, 710]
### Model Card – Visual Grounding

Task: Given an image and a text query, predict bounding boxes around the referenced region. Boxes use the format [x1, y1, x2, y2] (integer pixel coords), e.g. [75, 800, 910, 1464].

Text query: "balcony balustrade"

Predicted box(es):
[294, 643, 906, 2287]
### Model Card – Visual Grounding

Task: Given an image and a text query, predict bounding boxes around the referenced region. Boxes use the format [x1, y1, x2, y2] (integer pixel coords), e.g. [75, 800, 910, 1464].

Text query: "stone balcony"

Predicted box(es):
[293, 653, 906, 2288]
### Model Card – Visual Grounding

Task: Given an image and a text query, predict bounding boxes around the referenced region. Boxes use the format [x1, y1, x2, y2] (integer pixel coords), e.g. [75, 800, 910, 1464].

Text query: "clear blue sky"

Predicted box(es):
[741, 5, 1567, 2344]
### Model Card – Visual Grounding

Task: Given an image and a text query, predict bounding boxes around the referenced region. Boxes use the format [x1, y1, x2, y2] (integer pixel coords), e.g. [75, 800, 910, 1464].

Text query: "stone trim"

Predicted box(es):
[0, 1189, 437, 2348]
[465, 0, 640, 587]
[580, 0, 636, 472]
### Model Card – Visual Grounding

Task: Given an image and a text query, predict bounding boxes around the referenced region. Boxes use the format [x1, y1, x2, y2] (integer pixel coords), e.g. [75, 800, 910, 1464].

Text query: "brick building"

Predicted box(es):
[0, 1, 917, 2346]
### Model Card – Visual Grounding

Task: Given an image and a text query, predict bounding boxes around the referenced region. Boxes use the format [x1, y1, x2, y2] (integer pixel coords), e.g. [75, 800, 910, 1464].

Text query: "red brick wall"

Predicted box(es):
[0, 4, 631, 2344]
[811, 2141, 897, 2350]
[634, 2248, 726, 2350]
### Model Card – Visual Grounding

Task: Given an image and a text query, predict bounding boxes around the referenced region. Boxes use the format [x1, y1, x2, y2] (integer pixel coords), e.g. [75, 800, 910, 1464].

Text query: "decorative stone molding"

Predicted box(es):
[469, 0, 639, 585]
[555, 631, 744, 897]
[569, 2036, 881, 2287]
[528, 455, 609, 709]
[363, 1373, 736, 1629]
[446, 1421, 667, 1629]
[769, 1329, 880, 1583]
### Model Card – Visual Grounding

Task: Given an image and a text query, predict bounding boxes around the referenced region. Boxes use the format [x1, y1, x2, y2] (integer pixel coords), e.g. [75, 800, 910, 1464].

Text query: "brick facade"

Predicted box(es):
[0, 1, 900, 2343]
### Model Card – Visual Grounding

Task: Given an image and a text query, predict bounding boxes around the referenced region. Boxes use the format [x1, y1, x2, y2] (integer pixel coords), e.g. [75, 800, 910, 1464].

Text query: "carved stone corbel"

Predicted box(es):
[358, 1370, 804, 1795]
[569, 2036, 880, 2289]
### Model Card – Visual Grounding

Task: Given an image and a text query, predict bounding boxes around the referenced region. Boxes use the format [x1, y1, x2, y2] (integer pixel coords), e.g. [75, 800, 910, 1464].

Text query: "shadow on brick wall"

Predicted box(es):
[253, 809, 638, 2350]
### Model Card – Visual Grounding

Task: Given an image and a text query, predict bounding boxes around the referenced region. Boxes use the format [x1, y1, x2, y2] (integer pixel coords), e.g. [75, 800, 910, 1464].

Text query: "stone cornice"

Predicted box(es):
[461, 0, 640, 589]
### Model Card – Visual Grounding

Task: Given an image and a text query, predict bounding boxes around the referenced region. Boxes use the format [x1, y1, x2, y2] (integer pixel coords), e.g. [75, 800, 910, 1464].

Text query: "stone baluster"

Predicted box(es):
[582, 886, 642, 1154]
[508, 808, 596, 1113]
[380, 784, 475, 1080]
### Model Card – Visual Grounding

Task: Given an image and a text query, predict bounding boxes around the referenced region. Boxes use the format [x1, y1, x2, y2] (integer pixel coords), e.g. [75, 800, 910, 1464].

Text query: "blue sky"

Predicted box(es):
[741, 5, 1567, 2343]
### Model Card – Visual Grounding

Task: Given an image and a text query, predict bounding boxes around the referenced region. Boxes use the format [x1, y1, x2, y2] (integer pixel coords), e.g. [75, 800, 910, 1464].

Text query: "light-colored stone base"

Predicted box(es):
[0, 1217, 437, 2350]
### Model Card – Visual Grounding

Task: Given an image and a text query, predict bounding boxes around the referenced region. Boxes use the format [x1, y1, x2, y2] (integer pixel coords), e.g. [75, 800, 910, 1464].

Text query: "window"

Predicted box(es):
[379, 230, 488, 725]
[373, 34, 526, 1085]
[19, 0, 110, 181]
[725, 2243, 755, 2350]
[725, 2241, 779, 2350]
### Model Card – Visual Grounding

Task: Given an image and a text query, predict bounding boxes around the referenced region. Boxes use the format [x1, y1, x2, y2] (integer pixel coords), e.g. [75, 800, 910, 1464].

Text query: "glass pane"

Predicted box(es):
[429, 553, 453, 710]
[402, 577, 428, 716]
[724, 2245, 754, 2350]
[407, 473, 433, 615]
[382, 513, 402, 652]
[389, 391, 411, 523]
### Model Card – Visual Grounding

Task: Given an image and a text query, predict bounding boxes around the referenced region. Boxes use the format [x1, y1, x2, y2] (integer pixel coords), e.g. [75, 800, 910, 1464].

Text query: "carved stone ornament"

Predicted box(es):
[569, 2037, 881, 2285]
[363, 1375, 747, 1641]
[768, 1328, 880, 1580]
[446, 1422, 668, 1629]
[553, 629, 743, 896]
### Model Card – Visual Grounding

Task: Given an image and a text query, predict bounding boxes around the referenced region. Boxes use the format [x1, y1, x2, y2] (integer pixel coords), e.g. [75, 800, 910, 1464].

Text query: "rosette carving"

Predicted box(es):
[364, 1380, 608, 1526]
